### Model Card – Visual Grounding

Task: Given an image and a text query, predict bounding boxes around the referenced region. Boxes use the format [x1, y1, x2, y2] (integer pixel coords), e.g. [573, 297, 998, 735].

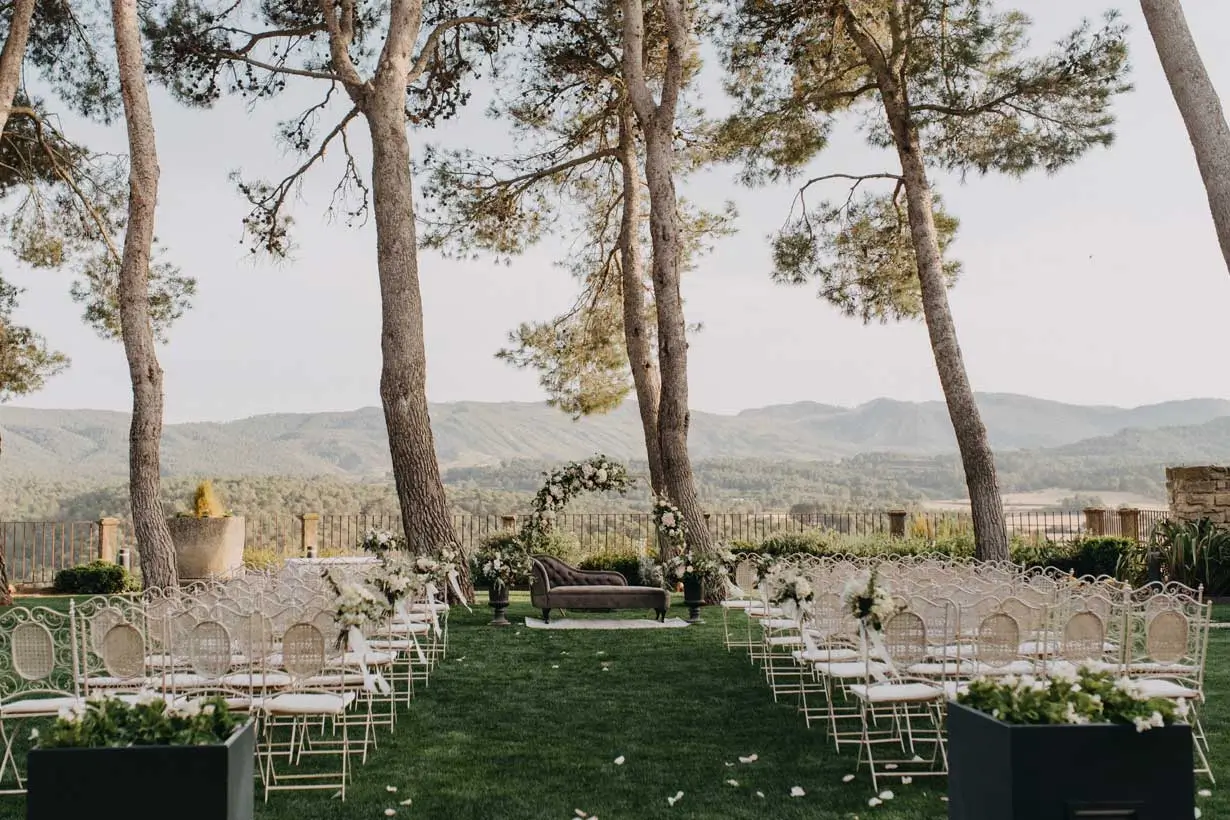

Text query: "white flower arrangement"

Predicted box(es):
[653, 498, 686, 546]
[521, 455, 632, 546]
[959, 666, 1184, 730]
[358, 527, 403, 555]
[662, 549, 727, 588]
[370, 550, 422, 606]
[841, 568, 902, 631]
[326, 570, 389, 647]
[474, 544, 532, 590]
[767, 572, 815, 619]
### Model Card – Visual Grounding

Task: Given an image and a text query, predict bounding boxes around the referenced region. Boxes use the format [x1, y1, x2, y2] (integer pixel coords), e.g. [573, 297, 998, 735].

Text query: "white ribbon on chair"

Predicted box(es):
[858, 622, 898, 683]
[394, 598, 428, 664]
[348, 626, 392, 694]
[726, 578, 745, 599]
[424, 583, 444, 635]
[446, 569, 470, 613]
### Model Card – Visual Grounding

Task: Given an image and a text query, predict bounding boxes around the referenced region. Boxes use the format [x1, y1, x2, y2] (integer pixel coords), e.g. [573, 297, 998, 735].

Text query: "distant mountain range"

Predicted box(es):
[2, 393, 1229, 478]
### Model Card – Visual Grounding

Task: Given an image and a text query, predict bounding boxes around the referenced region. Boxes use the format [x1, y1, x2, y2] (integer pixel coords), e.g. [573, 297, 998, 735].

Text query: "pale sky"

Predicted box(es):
[6, 1, 1230, 423]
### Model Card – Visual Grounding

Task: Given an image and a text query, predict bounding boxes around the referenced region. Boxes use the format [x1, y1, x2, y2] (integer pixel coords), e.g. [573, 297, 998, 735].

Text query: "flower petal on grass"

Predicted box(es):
[384, 810, 396, 817]
[868, 797, 882, 807]
[724, 762, 735, 767]
[738, 754, 759, 764]
[790, 786, 805, 797]
[900, 776, 912, 784]
[386, 786, 398, 793]
[1199, 789, 1212, 798]
[551, 664, 560, 669]
[666, 791, 684, 807]
[884, 764, 897, 770]
[575, 810, 587, 818]
[725, 780, 739, 787]
[842, 774, 855, 783]
[755, 791, 765, 799]
[399, 799, 413, 806]
[879, 790, 894, 800]
[614, 756, 625, 765]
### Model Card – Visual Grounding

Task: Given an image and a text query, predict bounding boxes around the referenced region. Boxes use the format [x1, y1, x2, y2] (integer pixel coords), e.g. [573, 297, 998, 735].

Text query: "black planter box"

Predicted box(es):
[27, 719, 255, 820]
[947, 701, 1193, 820]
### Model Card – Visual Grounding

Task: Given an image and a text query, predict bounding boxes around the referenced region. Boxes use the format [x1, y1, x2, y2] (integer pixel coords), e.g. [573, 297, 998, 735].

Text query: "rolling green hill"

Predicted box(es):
[2, 393, 1228, 478]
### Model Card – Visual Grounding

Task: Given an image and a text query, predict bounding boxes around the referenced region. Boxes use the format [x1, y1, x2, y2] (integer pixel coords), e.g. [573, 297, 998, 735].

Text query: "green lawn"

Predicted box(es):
[0, 595, 1225, 819]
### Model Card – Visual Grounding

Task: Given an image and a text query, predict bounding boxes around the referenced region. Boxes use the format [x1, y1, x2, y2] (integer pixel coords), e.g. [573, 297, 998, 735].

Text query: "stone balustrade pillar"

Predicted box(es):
[1083, 508, 1106, 537]
[500, 515, 517, 531]
[1117, 508, 1141, 543]
[98, 517, 121, 563]
[300, 512, 320, 558]
[888, 510, 908, 539]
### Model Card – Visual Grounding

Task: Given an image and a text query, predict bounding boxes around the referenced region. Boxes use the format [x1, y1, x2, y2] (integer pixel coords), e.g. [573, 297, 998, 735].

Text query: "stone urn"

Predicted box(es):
[682, 577, 704, 624]
[488, 581, 511, 627]
[167, 516, 245, 581]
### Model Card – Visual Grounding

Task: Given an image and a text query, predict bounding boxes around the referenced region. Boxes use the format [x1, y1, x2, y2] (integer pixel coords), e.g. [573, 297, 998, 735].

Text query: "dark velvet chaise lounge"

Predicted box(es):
[530, 555, 670, 623]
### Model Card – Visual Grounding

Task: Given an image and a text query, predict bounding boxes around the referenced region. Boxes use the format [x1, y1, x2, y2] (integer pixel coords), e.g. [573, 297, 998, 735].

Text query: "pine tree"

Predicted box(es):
[719, 1, 1129, 561]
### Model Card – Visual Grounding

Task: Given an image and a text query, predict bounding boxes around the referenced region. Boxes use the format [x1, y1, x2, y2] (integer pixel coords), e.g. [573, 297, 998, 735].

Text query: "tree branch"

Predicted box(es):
[407, 16, 495, 85]
[10, 106, 123, 265]
[217, 51, 341, 82]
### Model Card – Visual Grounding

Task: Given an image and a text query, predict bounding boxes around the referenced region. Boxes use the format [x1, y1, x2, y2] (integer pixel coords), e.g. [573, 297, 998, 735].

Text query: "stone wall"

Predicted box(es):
[1166, 466, 1230, 524]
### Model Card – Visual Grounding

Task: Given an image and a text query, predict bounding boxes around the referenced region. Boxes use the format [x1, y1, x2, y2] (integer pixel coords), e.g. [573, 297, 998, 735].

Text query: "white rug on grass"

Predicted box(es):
[524, 617, 691, 630]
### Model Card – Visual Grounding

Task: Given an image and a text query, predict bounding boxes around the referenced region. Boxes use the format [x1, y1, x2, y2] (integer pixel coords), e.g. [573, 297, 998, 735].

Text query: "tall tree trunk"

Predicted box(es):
[0, 0, 36, 138]
[840, 5, 1009, 563]
[894, 138, 1008, 561]
[621, 0, 713, 556]
[617, 106, 666, 497]
[1140, 0, 1230, 277]
[112, 0, 179, 589]
[363, 10, 470, 599]
[0, 0, 37, 605]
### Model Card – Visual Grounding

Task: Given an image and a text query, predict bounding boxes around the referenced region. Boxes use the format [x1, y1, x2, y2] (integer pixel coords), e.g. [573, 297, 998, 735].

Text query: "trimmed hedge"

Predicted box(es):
[726, 531, 1133, 580]
[52, 561, 140, 594]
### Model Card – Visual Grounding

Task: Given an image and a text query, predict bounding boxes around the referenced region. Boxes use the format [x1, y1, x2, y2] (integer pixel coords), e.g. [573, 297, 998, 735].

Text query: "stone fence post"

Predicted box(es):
[300, 512, 320, 558]
[98, 517, 121, 563]
[1083, 508, 1106, 537]
[1117, 508, 1141, 543]
[888, 510, 908, 539]
[500, 515, 517, 531]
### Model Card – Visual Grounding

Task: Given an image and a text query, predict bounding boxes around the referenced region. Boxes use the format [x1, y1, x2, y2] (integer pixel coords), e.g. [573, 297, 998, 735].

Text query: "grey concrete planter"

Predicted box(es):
[168, 516, 246, 580]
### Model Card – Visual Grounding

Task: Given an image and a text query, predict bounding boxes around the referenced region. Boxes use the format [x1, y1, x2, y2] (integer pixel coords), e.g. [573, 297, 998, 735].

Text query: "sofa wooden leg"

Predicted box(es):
[542, 608, 551, 624]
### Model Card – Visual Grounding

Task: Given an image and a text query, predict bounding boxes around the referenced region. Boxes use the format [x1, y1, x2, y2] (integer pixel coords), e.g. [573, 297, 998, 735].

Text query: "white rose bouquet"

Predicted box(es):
[767, 572, 815, 620]
[326, 571, 390, 647]
[474, 543, 532, 591]
[841, 568, 902, 631]
[357, 527, 403, 555]
[653, 498, 686, 546]
[370, 550, 422, 606]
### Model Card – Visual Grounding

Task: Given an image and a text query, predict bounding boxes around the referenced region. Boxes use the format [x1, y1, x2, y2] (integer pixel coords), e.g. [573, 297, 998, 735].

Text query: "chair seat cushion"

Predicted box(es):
[974, 660, 1037, 676]
[792, 648, 859, 663]
[907, 661, 975, 676]
[81, 676, 147, 689]
[720, 600, 754, 609]
[1047, 660, 1117, 677]
[815, 661, 888, 679]
[304, 673, 367, 688]
[1133, 678, 1200, 700]
[1, 696, 80, 717]
[849, 682, 944, 703]
[343, 651, 394, 667]
[220, 672, 292, 689]
[386, 621, 432, 635]
[172, 695, 262, 712]
[1127, 662, 1196, 676]
[760, 618, 798, 631]
[262, 692, 356, 715]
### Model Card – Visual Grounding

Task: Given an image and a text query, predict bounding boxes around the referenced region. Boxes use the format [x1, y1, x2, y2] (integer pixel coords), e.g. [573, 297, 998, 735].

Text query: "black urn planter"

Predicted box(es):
[946, 701, 1193, 820]
[682, 578, 704, 623]
[27, 719, 256, 820]
[488, 583, 511, 626]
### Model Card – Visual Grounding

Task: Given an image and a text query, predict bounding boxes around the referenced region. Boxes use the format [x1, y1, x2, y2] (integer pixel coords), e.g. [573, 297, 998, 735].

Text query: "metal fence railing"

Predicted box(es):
[1, 521, 104, 586]
[2, 508, 1172, 583]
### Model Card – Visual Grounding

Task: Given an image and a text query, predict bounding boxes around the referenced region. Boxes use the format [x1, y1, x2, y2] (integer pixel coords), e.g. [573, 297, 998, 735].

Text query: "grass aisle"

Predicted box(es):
[1, 595, 1225, 819]
[263, 595, 952, 820]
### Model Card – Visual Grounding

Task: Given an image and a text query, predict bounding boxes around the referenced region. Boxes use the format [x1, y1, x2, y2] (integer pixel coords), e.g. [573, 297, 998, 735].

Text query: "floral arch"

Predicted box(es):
[519, 455, 632, 548]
